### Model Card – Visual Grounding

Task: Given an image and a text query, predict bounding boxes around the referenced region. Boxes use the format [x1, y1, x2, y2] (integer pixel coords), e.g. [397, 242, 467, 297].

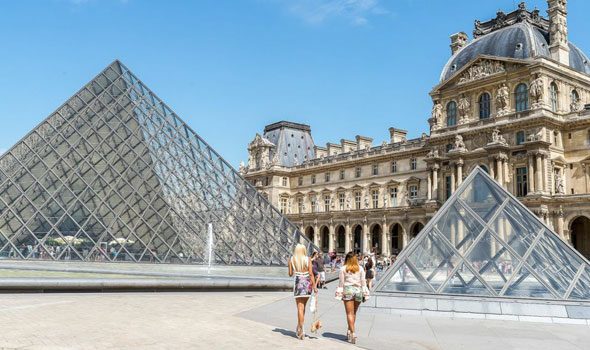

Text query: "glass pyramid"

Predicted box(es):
[0, 60, 313, 266]
[376, 167, 590, 301]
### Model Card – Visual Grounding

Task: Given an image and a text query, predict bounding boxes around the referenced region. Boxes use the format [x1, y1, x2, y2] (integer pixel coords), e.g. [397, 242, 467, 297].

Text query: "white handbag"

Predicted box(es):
[334, 286, 343, 300]
[310, 293, 317, 313]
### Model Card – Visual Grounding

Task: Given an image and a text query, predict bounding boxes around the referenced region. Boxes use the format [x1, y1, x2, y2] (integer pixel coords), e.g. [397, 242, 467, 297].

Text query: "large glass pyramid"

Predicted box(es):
[376, 167, 590, 301]
[0, 61, 313, 266]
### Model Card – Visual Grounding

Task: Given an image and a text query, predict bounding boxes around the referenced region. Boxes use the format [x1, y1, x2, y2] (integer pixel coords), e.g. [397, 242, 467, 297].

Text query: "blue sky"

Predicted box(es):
[1, 0, 589, 166]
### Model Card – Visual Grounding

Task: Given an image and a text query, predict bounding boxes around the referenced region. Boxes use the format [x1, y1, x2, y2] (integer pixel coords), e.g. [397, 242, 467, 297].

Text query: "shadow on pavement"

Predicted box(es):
[321, 331, 347, 341]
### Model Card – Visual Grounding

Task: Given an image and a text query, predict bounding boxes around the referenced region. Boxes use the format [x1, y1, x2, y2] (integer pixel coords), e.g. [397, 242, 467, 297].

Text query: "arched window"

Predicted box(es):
[515, 83, 529, 112]
[479, 93, 491, 119]
[446, 101, 457, 126]
[571, 89, 580, 110]
[550, 82, 559, 112]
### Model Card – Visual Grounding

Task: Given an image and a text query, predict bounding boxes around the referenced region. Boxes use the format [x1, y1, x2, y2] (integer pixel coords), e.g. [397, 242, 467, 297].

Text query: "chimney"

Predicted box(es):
[389, 128, 407, 144]
[450, 32, 468, 55]
[547, 0, 569, 65]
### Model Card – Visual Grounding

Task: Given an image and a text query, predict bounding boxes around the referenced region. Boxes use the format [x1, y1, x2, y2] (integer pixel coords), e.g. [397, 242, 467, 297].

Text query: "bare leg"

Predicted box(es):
[295, 298, 308, 337]
[344, 300, 356, 334]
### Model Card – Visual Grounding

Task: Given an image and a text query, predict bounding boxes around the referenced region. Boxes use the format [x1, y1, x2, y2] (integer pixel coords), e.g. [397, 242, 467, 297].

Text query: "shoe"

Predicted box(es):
[296, 326, 304, 340]
[350, 332, 357, 344]
[346, 330, 351, 342]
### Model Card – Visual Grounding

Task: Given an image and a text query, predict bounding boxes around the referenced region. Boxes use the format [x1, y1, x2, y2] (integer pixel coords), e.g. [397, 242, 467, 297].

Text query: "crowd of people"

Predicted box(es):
[288, 244, 399, 344]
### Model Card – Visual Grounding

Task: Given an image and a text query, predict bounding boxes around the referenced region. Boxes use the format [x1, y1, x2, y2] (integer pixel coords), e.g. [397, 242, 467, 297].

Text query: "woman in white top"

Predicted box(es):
[336, 251, 368, 344]
[288, 244, 317, 340]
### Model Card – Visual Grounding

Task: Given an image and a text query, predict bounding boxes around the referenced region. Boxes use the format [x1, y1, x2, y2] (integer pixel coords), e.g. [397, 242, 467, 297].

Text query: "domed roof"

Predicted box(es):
[440, 22, 590, 82]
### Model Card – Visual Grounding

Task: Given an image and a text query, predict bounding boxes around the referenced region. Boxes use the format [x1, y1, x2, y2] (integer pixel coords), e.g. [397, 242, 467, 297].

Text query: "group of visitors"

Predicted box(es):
[289, 244, 386, 344]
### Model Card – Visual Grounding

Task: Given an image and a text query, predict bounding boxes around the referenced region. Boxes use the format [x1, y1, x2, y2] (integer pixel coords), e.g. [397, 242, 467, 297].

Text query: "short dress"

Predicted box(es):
[292, 257, 313, 298]
[340, 266, 366, 302]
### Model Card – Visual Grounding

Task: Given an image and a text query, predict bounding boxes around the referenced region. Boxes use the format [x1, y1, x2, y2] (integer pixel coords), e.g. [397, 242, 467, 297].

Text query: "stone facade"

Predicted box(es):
[243, 2, 590, 259]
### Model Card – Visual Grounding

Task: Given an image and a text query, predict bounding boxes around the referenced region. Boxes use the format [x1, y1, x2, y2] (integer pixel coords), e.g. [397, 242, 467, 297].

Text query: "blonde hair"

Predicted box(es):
[344, 252, 360, 274]
[291, 244, 308, 271]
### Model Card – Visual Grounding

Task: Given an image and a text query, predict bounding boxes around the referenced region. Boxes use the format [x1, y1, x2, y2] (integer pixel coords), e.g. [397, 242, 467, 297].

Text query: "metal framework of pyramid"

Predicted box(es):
[376, 167, 590, 301]
[0, 60, 313, 266]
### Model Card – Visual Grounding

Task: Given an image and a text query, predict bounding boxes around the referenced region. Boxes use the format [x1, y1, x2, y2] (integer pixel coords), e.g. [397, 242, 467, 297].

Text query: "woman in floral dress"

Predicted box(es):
[288, 244, 317, 340]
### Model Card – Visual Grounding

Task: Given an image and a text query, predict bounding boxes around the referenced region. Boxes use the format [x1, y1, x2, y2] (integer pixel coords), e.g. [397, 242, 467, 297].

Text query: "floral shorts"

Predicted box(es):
[293, 274, 313, 298]
[342, 285, 363, 302]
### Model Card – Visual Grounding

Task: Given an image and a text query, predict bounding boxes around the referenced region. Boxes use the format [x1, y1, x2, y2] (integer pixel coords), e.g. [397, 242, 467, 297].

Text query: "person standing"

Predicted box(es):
[335, 252, 369, 344]
[315, 252, 326, 289]
[288, 244, 317, 340]
[365, 257, 375, 289]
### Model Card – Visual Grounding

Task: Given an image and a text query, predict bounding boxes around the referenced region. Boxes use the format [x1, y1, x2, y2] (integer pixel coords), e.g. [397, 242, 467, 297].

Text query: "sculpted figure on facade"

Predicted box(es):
[457, 95, 471, 124]
[431, 101, 443, 129]
[458, 59, 505, 84]
[345, 195, 351, 210]
[490, 127, 507, 145]
[453, 134, 466, 151]
[555, 172, 565, 194]
[496, 83, 510, 115]
[529, 74, 545, 106]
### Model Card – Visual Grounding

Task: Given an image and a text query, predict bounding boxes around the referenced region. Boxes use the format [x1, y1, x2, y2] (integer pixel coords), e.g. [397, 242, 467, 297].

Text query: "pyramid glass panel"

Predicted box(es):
[0, 61, 314, 266]
[376, 167, 590, 301]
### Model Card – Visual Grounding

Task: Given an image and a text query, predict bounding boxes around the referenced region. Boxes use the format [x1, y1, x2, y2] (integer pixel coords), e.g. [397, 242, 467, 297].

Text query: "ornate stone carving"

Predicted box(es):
[496, 83, 510, 115]
[431, 101, 443, 129]
[490, 127, 507, 145]
[452, 135, 467, 152]
[457, 60, 506, 85]
[426, 149, 439, 158]
[457, 95, 471, 124]
[529, 74, 545, 107]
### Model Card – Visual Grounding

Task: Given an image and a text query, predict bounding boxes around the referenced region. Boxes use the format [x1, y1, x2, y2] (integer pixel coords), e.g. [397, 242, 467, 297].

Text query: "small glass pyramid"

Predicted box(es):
[0, 61, 313, 265]
[376, 167, 590, 301]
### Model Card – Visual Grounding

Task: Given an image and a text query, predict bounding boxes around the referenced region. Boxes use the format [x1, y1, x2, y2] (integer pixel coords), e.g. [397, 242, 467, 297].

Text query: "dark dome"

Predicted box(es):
[440, 21, 590, 81]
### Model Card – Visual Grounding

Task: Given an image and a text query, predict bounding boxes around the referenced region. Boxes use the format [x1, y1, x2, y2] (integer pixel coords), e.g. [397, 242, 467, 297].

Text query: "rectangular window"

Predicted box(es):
[297, 197, 304, 214]
[311, 175, 316, 184]
[445, 175, 452, 199]
[390, 187, 398, 207]
[298, 177, 303, 186]
[355, 167, 362, 178]
[409, 185, 418, 199]
[516, 167, 528, 197]
[391, 161, 397, 173]
[371, 190, 379, 209]
[324, 195, 330, 212]
[311, 198, 317, 213]
[282, 177, 288, 187]
[410, 158, 417, 170]
[325, 172, 330, 182]
[280, 197, 288, 214]
[339, 193, 345, 210]
[339, 169, 345, 180]
[264, 177, 269, 186]
[516, 131, 525, 145]
[372, 164, 379, 176]
[354, 192, 361, 210]
[587, 130, 590, 145]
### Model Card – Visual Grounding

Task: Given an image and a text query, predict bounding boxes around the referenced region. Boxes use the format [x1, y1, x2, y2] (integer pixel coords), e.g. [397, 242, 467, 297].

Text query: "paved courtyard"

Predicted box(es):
[0, 282, 589, 349]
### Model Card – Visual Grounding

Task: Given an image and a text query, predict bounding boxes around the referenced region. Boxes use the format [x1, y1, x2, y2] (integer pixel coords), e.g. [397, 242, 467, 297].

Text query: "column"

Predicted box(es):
[313, 225, 320, 247]
[561, 167, 567, 194]
[457, 160, 464, 186]
[497, 158, 504, 187]
[536, 153, 543, 194]
[344, 224, 351, 253]
[503, 157, 509, 188]
[543, 155, 549, 192]
[381, 223, 389, 257]
[328, 224, 335, 253]
[362, 222, 369, 254]
[489, 157, 496, 179]
[450, 164, 456, 194]
[432, 164, 439, 200]
[427, 169, 432, 200]
[528, 155, 535, 193]
[557, 211, 565, 240]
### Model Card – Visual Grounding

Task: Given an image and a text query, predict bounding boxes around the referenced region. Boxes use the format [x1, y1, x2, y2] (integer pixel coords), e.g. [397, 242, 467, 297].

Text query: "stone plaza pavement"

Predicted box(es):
[0, 282, 589, 349]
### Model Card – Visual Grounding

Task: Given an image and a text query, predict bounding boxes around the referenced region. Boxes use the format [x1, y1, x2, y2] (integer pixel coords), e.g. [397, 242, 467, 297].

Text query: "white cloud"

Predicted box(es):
[277, 0, 388, 26]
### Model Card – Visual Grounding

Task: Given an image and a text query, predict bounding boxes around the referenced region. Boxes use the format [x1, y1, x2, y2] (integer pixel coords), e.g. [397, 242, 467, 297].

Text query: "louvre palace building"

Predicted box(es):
[243, 1, 590, 259]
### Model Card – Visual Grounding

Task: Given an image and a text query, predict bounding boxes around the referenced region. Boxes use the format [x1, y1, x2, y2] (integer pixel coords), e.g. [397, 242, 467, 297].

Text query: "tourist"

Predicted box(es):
[314, 252, 326, 289]
[365, 256, 375, 289]
[311, 252, 320, 289]
[335, 252, 369, 344]
[288, 243, 317, 340]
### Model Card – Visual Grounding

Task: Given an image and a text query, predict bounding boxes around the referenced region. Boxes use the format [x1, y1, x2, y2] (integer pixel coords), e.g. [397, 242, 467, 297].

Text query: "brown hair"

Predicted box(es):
[344, 252, 359, 274]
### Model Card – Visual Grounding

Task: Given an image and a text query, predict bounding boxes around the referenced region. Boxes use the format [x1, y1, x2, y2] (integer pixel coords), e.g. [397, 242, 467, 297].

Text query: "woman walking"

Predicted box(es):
[288, 244, 317, 340]
[365, 256, 375, 289]
[336, 252, 369, 344]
